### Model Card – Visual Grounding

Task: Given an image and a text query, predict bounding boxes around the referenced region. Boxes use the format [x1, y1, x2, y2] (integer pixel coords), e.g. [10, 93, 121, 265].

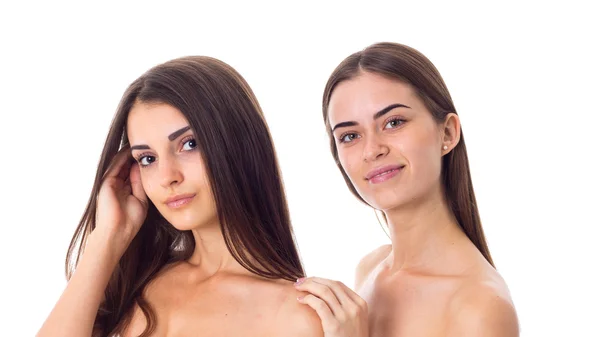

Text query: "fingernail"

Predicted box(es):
[297, 296, 304, 301]
[294, 277, 305, 286]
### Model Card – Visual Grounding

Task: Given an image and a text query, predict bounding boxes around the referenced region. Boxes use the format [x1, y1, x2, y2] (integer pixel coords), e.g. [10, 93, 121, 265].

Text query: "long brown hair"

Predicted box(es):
[66, 56, 304, 336]
[322, 42, 494, 267]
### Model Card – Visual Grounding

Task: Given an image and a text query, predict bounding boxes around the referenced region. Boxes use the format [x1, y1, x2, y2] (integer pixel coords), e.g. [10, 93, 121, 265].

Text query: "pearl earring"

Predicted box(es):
[443, 145, 448, 150]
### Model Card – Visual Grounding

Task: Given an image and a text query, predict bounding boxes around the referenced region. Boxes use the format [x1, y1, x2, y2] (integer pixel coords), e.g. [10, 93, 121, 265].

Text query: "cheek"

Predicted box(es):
[192, 171, 210, 191]
[139, 170, 159, 200]
[405, 134, 442, 179]
[337, 147, 362, 182]
[411, 148, 440, 173]
[181, 158, 212, 191]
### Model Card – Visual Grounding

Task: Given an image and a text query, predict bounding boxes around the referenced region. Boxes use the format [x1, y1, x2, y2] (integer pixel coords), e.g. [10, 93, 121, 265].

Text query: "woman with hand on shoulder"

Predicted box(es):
[296, 42, 519, 337]
[37, 56, 323, 337]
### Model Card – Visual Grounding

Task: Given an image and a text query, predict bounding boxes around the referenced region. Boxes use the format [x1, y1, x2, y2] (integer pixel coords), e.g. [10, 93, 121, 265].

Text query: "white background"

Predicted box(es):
[1, 1, 599, 336]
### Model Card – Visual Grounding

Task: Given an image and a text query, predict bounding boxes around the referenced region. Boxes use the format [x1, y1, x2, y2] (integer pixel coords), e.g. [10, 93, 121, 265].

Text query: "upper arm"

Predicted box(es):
[449, 287, 519, 337]
[355, 244, 391, 290]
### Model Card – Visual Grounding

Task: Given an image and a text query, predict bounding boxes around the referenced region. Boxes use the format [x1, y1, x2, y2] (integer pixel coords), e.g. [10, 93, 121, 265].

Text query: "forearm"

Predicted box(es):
[37, 232, 123, 337]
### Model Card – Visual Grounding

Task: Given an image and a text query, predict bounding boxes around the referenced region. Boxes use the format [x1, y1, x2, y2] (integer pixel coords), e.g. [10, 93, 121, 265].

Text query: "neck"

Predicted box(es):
[384, 184, 469, 272]
[187, 220, 247, 276]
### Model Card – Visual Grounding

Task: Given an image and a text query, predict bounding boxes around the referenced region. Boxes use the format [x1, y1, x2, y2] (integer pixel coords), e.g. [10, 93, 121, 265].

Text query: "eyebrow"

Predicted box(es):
[331, 103, 411, 132]
[130, 126, 192, 150]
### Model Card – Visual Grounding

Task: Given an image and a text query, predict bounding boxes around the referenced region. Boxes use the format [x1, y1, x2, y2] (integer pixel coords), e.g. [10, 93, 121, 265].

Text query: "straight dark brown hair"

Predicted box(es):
[322, 42, 494, 267]
[66, 56, 304, 337]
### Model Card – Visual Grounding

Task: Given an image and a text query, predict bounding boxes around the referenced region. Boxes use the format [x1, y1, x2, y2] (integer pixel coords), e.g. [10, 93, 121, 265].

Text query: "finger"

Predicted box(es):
[295, 278, 343, 317]
[104, 146, 129, 175]
[103, 146, 132, 180]
[117, 157, 134, 181]
[129, 164, 148, 206]
[309, 277, 354, 306]
[298, 294, 336, 323]
[310, 277, 365, 309]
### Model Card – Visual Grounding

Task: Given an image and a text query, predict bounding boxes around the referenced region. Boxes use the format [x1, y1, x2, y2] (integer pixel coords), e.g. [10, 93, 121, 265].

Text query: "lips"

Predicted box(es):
[365, 165, 404, 184]
[164, 193, 196, 208]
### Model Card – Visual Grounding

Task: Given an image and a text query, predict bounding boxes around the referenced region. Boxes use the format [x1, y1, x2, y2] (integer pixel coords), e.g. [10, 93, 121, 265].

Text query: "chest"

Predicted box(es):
[358, 273, 461, 337]
[137, 284, 278, 337]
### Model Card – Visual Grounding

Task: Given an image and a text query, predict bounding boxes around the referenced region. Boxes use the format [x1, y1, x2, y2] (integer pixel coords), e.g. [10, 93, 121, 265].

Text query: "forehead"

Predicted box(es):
[127, 102, 188, 139]
[327, 71, 418, 124]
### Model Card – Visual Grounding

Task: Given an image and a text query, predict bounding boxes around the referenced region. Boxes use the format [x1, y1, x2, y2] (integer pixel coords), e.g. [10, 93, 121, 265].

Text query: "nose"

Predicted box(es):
[363, 133, 390, 162]
[159, 155, 183, 188]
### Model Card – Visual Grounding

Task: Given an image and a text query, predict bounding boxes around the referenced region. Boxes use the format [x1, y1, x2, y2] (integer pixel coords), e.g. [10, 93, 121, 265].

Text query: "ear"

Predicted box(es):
[441, 113, 461, 155]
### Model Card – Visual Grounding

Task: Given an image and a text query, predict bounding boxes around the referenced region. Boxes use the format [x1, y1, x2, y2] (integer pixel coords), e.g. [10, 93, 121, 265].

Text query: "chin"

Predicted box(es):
[369, 187, 439, 212]
[168, 221, 197, 231]
[358, 186, 419, 211]
[363, 196, 405, 211]
[164, 213, 219, 231]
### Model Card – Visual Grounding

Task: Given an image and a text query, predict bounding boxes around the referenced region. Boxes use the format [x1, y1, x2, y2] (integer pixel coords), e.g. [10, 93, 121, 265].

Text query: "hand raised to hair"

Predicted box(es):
[95, 146, 149, 252]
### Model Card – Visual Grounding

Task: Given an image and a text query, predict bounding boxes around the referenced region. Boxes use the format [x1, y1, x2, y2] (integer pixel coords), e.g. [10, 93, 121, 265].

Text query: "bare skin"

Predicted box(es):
[307, 70, 519, 336]
[123, 263, 320, 337]
[37, 102, 322, 337]
[294, 277, 369, 337]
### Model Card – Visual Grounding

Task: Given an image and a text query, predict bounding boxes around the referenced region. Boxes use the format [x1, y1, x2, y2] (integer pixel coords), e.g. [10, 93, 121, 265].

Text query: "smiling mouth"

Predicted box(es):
[366, 166, 404, 184]
[373, 169, 396, 177]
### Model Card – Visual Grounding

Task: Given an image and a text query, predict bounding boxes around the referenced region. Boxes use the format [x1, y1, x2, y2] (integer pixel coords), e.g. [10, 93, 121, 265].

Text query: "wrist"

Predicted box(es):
[86, 228, 129, 266]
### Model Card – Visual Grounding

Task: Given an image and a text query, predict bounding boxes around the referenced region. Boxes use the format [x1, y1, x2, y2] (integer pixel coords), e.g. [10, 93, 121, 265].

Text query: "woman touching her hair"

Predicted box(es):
[297, 42, 519, 337]
[37, 56, 323, 337]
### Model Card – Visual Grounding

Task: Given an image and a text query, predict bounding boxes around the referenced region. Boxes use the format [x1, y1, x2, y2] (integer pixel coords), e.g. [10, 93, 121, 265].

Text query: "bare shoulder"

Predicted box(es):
[355, 244, 392, 289]
[272, 282, 324, 337]
[448, 269, 519, 336]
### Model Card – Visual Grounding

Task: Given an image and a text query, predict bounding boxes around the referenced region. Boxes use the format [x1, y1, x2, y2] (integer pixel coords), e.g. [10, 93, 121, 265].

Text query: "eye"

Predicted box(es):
[340, 133, 360, 143]
[384, 118, 405, 129]
[138, 155, 156, 167]
[182, 137, 197, 151]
